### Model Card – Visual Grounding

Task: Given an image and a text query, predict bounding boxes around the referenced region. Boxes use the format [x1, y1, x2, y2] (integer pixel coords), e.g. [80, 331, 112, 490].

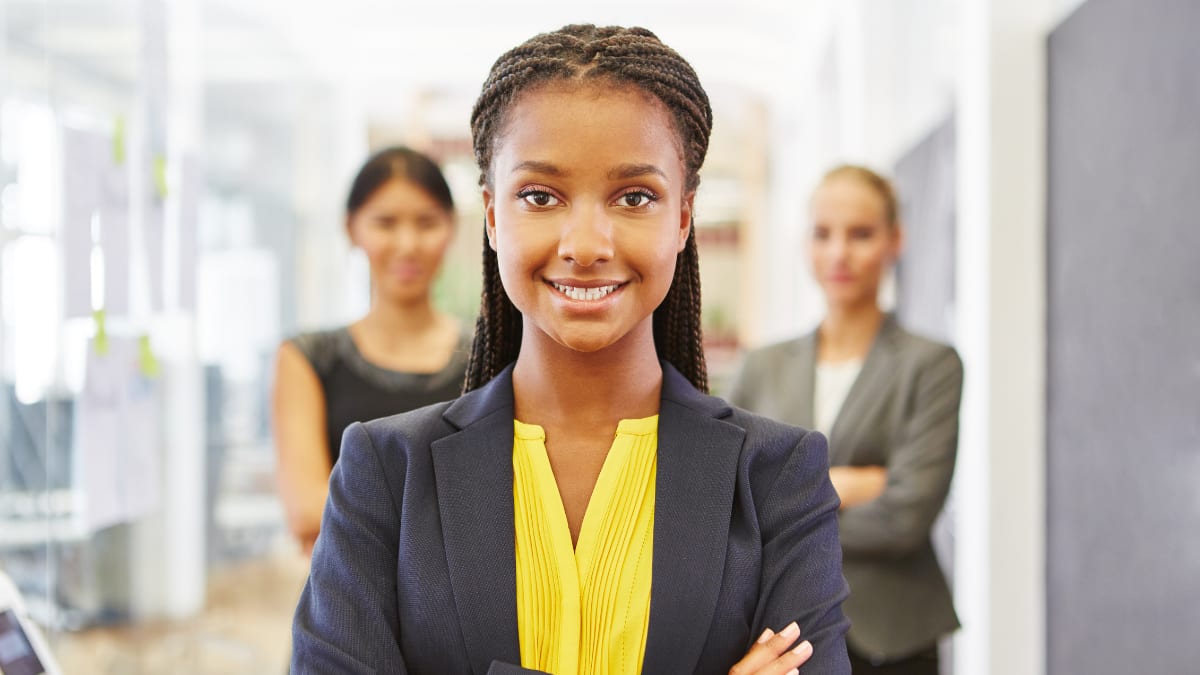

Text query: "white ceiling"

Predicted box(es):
[3, 0, 836, 118]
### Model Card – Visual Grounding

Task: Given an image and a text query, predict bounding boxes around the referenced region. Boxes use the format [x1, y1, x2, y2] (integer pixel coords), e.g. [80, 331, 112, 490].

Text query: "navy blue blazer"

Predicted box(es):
[292, 362, 851, 674]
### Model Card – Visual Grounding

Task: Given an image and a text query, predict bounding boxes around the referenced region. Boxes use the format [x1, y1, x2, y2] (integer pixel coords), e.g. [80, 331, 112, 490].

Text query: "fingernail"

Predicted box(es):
[785, 670, 799, 675]
[792, 640, 813, 656]
[756, 628, 774, 644]
[781, 621, 800, 640]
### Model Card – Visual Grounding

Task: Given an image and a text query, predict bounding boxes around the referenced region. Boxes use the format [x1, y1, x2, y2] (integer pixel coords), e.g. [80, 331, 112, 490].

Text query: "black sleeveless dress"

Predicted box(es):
[290, 327, 471, 464]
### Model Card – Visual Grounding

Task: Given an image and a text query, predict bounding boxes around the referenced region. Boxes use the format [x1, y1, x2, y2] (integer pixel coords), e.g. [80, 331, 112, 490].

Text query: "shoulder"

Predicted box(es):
[726, 405, 812, 450]
[728, 335, 809, 393]
[288, 327, 349, 374]
[740, 335, 809, 368]
[725, 334, 812, 404]
[354, 399, 460, 458]
[727, 407, 825, 470]
[723, 407, 831, 506]
[888, 324, 962, 374]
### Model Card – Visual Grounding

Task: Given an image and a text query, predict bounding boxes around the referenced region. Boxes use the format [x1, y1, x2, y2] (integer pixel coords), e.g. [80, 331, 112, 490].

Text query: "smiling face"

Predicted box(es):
[809, 175, 903, 311]
[482, 82, 693, 356]
[347, 178, 455, 305]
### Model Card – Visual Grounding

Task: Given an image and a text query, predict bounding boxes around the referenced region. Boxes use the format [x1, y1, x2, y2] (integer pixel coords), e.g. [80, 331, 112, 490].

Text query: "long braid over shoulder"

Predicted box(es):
[464, 24, 712, 393]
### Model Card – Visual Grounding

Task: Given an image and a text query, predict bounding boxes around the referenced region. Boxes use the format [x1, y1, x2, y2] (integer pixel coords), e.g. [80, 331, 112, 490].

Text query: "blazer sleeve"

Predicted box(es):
[838, 346, 963, 559]
[292, 422, 408, 674]
[754, 429, 852, 673]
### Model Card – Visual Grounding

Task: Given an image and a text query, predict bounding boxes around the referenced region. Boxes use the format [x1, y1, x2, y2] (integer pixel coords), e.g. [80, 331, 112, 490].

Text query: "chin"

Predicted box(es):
[540, 323, 630, 355]
[552, 334, 619, 354]
[382, 282, 430, 303]
[824, 289, 872, 308]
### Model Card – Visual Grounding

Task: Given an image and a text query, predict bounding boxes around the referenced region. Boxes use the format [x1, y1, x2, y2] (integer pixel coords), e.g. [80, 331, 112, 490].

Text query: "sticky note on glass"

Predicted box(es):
[152, 155, 168, 199]
[113, 117, 126, 165]
[138, 334, 161, 378]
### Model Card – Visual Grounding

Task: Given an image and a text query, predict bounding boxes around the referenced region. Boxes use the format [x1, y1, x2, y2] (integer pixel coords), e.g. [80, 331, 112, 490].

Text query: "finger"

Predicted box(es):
[754, 638, 815, 675]
[729, 622, 801, 674]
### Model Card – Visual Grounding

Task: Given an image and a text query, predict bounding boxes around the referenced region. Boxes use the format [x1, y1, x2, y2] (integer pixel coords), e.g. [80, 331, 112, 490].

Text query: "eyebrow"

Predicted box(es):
[509, 161, 667, 181]
[511, 160, 567, 177]
[608, 163, 667, 180]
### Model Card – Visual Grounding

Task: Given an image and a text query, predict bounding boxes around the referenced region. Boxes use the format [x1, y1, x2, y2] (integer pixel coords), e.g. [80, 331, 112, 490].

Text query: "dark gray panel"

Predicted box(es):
[1047, 1, 1200, 673]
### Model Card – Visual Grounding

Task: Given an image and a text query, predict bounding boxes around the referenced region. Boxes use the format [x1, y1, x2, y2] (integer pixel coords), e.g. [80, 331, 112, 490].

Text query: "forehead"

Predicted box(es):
[812, 177, 889, 221]
[361, 179, 444, 211]
[492, 81, 685, 176]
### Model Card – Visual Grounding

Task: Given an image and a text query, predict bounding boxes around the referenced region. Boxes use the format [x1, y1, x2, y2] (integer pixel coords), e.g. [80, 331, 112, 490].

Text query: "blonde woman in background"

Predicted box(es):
[728, 165, 962, 674]
[272, 147, 469, 555]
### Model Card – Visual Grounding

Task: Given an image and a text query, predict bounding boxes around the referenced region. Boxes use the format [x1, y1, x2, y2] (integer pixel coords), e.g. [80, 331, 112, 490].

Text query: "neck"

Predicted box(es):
[359, 293, 440, 342]
[819, 301, 885, 361]
[511, 321, 663, 429]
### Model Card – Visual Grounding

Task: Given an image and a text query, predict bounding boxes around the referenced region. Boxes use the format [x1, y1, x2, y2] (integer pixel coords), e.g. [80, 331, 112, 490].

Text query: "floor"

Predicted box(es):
[49, 552, 309, 674]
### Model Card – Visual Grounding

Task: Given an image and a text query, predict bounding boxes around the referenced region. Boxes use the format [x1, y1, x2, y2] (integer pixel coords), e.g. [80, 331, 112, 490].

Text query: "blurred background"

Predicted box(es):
[0, 0, 1196, 673]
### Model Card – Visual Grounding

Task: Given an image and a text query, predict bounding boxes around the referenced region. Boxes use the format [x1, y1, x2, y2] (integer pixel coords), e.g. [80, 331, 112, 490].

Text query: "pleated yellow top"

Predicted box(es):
[512, 415, 658, 675]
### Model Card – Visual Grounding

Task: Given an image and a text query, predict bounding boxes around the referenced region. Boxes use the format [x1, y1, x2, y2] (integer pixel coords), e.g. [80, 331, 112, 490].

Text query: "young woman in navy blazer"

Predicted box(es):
[292, 25, 851, 674]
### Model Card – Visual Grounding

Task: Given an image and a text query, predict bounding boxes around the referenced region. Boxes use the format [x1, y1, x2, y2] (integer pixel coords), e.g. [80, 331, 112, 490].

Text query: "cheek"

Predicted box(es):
[419, 228, 454, 260]
[356, 231, 391, 261]
[808, 242, 828, 269]
[491, 230, 532, 294]
[858, 243, 890, 273]
[639, 236, 682, 299]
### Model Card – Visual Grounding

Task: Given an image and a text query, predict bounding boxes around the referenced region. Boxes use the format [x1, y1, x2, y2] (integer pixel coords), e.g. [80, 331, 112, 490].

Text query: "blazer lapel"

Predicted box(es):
[827, 315, 900, 465]
[791, 332, 818, 430]
[642, 363, 745, 673]
[432, 367, 522, 674]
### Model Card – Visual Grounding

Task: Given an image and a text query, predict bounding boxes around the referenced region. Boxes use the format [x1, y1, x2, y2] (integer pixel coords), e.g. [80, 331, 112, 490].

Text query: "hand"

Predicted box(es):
[828, 465, 887, 510]
[728, 622, 813, 675]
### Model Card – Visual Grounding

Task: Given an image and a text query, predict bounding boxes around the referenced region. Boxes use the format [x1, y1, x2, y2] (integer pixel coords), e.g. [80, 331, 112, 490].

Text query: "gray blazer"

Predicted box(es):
[292, 361, 851, 674]
[726, 315, 962, 662]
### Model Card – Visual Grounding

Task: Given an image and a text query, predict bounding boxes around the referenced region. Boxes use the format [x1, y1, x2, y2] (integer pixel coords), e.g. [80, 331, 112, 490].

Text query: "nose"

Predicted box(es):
[557, 204, 614, 267]
[393, 222, 419, 255]
[828, 233, 850, 262]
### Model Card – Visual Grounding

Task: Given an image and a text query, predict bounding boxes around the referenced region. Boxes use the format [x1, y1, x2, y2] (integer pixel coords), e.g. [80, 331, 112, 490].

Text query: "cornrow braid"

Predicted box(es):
[464, 228, 523, 393]
[464, 24, 713, 393]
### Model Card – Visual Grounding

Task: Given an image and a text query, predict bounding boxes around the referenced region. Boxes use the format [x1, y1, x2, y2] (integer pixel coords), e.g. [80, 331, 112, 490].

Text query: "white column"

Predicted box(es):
[129, 0, 207, 620]
[954, 1, 1054, 673]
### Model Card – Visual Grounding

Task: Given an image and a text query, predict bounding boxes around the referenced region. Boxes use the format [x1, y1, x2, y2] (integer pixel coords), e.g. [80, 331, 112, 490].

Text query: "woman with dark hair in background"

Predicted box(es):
[272, 147, 469, 554]
[292, 24, 850, 674]
[728, 165, 962, 674]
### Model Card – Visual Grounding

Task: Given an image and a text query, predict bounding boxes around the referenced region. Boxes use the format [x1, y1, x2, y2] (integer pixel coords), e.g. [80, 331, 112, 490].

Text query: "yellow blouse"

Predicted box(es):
[512, 416, 658, 675]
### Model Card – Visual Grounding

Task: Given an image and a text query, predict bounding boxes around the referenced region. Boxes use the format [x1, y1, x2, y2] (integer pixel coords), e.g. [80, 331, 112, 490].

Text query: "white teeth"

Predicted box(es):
[551, 282, 620, 301]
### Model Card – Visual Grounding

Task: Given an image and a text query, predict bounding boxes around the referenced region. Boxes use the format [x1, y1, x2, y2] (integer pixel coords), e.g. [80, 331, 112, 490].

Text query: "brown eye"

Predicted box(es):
[517, 189, 560, 207]
[616, 190, 657, 208]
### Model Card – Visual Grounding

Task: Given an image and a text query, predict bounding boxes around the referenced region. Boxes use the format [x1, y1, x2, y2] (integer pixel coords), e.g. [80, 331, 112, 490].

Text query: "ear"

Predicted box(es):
[345, 214, 359, 247]
[890, 222, 906, 262]
[677, 191, 695, 252]
[482, 186, 498, 251]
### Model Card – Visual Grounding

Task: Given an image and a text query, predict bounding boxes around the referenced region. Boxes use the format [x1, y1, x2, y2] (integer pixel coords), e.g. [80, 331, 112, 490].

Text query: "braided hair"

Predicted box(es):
[464, 24, 713, 393]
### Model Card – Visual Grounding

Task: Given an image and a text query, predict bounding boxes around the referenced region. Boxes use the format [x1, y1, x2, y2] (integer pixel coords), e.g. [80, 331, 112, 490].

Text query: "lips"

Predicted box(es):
[389, 263, 424, 282]
[547, 280, 624, 301]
